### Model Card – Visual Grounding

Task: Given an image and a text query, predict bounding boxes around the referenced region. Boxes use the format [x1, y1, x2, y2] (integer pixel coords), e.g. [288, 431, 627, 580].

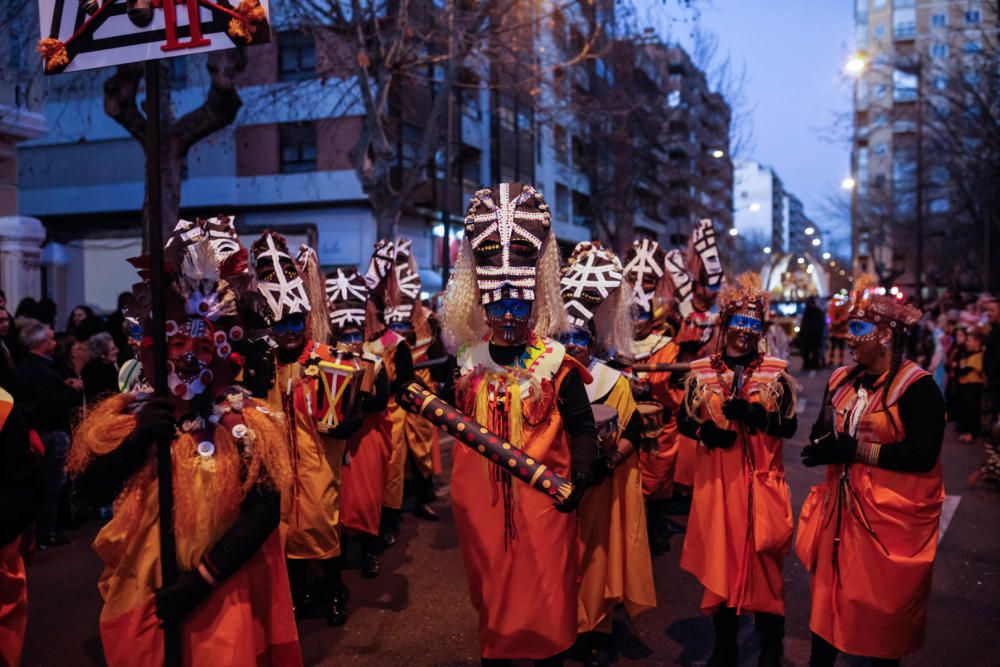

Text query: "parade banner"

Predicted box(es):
[37, 0, 271, 74]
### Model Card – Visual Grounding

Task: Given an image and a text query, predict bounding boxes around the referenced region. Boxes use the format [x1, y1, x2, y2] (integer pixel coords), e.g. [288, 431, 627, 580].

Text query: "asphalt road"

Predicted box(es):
[20, 364, 1000, 666]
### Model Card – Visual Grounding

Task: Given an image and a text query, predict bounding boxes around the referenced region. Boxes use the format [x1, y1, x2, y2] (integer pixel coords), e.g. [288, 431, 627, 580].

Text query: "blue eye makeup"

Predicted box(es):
[848, 319, 877, 337]
[485, 298, 532, 320]
[729, 314, 764, 334]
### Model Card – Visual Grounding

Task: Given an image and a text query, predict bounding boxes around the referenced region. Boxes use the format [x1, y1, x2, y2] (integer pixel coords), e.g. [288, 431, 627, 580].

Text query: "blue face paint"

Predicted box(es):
[274, 315, 305, 334]
[728, 313, 764, 334]
[631, 306, 652, 322]
[338, 330, 364, 344]
[388, 322, 413, 334]
[558, 330, 592, 348]
[847, 319, 877, 338]
[485, 298, 532, 321]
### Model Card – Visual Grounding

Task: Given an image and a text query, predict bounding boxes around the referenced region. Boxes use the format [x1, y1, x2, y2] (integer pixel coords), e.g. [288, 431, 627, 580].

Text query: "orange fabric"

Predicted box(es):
[577, 375, 656, 632]
[796, 361, 944, 659]
[638, 340, 682, 499]
[268, 361, 344, 560]
[0, 537, 28, 667]
[340, 411, 392, 536]
[680, 356, 792, 616]
[673, 433, 697, 489]
[451, 361, 579, 659]
[100, 531, 302, 667]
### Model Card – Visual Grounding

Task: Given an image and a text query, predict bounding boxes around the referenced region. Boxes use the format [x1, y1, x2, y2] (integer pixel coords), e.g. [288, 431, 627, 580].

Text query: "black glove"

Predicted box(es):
[326, 415, 363, 440]
[154, 569, 213, 623]
[129, 398, 176, 449]
[554, 473, 592, 513]
[808, 422, 836, 446]
[698, 421, 738, 449]
[801, 433, 858, 467]
[722, 399, 768, 431]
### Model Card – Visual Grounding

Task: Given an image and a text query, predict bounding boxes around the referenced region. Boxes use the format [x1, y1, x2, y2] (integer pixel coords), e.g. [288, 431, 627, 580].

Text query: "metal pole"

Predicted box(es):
[440, 0, 454, 289]
[144, 59, 181, 667]
[915, 59, 924, 306]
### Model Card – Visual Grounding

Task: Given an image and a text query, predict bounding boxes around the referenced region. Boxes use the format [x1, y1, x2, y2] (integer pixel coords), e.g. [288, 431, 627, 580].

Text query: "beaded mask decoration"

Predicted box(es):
[251, 232, 311, 322]
[848, 275, 922, 340]
[560, 245, 624, 328]
[623, 238, 666, 314]
[718, 272, 769, 335]
[464, 183, 552, 305]
[325, 268, 369, 330]
[365, 238, 397, 292]
[691, 218, 724, 292]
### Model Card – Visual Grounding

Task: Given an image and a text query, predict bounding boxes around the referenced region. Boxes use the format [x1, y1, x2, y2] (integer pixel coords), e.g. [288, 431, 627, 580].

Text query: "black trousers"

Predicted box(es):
[955, 382, 983, 435]
[809, 633, 900, 667]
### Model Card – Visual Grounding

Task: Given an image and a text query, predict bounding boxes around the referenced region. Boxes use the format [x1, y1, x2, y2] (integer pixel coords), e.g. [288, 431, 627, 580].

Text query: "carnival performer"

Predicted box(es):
[797, 277, 945, 667]
[383, 243, 443, 521]
[0, 387, 40, 667]
[622, 238, 682, 551]
[326, 265, 395, 579]
[558, 243, 655, 667]
[68, 221, 301, 665]
[440, 183, 597, 665]
[678, 272, 798, 667]
[826, 293, 850, 367]
[251, 232, 350, 626]
[662, 219, 725, 495]
[361, 239, 416, 554]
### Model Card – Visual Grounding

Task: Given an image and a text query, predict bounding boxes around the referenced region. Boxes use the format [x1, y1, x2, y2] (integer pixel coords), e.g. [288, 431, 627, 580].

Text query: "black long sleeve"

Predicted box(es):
[202, 483, 280, 582]
[74, 430, 151, 507]
[874, 375, 945, 473]
[0, 402, 41, 546]
[556, 367, 598, 478]
[760, 376, 798, 439]
[392, 343, 415, 394]
[363, 367, 391, 413]
[620, 410, 642, 447]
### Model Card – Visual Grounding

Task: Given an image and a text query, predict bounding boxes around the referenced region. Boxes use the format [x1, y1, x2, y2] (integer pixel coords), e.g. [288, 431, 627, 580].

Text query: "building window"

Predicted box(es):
[873, 83, 888, 99]
[964, 41, 982, 55]
[893, 0, 914, 7]
[554, 126, 568, 164]
[279, 31, 316, 81]
[893, 8, 916, 38]
[892, 69, 918, 101]
[279, 123, 317, 174]
[874, 173, 886, 188]
[932, 75, 948, 91]
[930, 42, 949, 58]
[555, 184, 570, 223]
[497, 97, 516, 132]
[931, 13, 946, 27]
[929, 198, 950, 214]
[8, 11, 24, 70]
[873, 143, 888, 156]
[874, 24, 886, 38]
[517, 110, 532, 132]
[667, 90, 681, 108]
[571, 135, 586, 167]
[856, 22, 868, 49]
[874, 0, 886, 8]
[930, 166, 949, 182]
[965, 10, 981, 24]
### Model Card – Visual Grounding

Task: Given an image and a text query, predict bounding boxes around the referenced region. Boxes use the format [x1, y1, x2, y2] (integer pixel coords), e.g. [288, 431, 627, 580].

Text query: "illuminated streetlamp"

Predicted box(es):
[728, 227, 739, 237]
[845, 53, 866, 76]
[749, 202, 761, 212]
[841, 176, 856, 190]
[804, 226, 815, 236]
[812, 238, 822, 247]
[763, 246, 772, 254]
[822, 252, 831, 260]
[711, 149, 725, 159]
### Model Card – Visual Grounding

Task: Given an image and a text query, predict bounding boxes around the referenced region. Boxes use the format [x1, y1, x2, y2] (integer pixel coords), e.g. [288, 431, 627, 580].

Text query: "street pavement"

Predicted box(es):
[20, 363, 1000, 666]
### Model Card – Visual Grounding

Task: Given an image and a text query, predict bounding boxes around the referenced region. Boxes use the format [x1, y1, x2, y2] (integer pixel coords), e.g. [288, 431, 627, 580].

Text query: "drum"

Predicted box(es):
[637, 400, 666, 450]
[591, 403, 620, 453]
[315, 350, 363, 433]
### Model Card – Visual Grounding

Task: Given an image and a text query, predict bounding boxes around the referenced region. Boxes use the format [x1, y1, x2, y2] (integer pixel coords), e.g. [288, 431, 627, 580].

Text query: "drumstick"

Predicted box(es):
[398, 382, 575, 502]
[629, 362, 692, 373]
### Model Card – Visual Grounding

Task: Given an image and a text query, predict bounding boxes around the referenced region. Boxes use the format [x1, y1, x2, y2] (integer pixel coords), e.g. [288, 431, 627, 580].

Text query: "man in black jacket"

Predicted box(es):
[15, 320, 82, 547]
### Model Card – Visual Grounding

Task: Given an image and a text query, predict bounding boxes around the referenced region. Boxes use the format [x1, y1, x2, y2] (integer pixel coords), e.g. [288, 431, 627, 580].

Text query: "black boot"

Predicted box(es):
[286, 558, 311, 618]
[379, 507, 400, 547]
[754, 613, 784, 667]
[584, 631, 611, 667]
[361, 533, 381, 578]
[480, 659, 511, 667]
[808, 632, 837, 667]
[321, 557, 348, 626]
[707, 608, 738, 667]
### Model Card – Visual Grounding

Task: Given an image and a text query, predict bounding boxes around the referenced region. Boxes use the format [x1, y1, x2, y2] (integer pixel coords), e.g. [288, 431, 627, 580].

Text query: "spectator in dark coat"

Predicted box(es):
[983, 298, 1000, 422]
[799, 297, 826, 371]
[106, 292, 135, 366]
[15, 320, 83, 547]
[82, 332, 119, 404]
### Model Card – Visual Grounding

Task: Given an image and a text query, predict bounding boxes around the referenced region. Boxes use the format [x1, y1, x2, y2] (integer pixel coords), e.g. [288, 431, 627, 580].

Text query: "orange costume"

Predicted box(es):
[69, 393, 301, 666]
[632, 332, 683, 499]
[797, 361, 944, 659]
[680, 355, 797, 615]
[388, 326, 442, 485]
[451, 336, 584, 659]
[578, 363, 656, 632]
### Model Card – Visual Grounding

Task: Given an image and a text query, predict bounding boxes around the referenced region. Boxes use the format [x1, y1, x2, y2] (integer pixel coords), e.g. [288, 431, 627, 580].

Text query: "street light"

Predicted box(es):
[763, 246, 772, 254]
[804, 226, 815, 236]
[749, 202, 761, 212]
[822, 252, 831, 260]
[812, 238, 822, 247]
[728, 227, 739, 237]
[845, 53, 866, 76]
[841, 176, 856, 190]
[711, 149, 725, 159]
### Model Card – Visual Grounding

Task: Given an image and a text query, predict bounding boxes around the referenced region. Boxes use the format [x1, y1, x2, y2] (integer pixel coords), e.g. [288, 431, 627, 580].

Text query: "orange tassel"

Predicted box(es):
[227, 0, 266, 43]
[36, 37, 69, 72]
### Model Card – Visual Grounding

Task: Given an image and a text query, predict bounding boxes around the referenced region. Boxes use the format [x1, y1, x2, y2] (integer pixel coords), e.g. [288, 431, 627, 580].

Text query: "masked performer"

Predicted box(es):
[251, 232, 351, 626]
[326, 266, 394, 578]
[797, 278, 944, 667]
[678, 272, 797, 667]
[440, 183, 597, 665]
[663, 219, 725, 494]
[622, 238, 683, 550]
[68, 224, 301, 665]
[358, 240, 416, 554]
[384, 243, 443, 521]
[826, 293, 850, 367]
[558, 243, 655, 667]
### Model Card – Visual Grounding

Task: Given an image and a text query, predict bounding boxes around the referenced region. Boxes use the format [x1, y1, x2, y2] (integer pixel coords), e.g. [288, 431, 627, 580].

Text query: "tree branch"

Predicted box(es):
[103, 63, 147, 143]
[172, 48, 248, 152]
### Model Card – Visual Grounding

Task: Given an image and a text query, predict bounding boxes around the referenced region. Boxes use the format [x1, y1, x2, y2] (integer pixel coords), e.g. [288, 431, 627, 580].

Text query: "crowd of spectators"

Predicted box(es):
[0, 289, 133, 550]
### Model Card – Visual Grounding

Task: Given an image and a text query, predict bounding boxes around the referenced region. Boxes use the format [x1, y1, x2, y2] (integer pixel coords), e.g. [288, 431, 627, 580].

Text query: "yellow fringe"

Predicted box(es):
[508, 380, 524, 447]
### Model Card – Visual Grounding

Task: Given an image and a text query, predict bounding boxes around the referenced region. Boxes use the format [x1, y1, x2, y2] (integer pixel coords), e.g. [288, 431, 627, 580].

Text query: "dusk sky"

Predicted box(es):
[648, 0, 856, 252]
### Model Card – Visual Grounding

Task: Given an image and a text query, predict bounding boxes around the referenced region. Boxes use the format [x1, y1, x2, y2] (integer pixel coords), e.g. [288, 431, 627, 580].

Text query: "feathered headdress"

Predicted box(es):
[719, 271, 769, 332]
[849, 274, 922, 335]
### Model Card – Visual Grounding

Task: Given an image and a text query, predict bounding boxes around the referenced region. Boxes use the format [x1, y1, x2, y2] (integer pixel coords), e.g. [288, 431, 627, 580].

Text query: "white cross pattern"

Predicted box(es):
[466, 183, 550, 303]
[623, 239, 665, 312]
[365, 239, 396, 290]
[664, 249, 693, 301]
[256, 234, 310, 319]
[326, 268, 368, 329]
[692, 219, 724, 288]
